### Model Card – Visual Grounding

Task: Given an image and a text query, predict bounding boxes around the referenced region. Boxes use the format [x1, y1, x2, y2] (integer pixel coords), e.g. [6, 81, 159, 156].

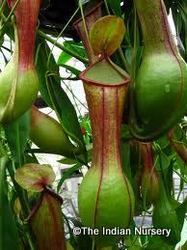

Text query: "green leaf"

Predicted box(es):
[57, 52, 72, 65]
[0, 156, 19, 250]
[154, 151, 171, 171]
[146, 236, 174, 250]
[121, 124, 133, 141]
[36, 39, 86, 158]
[173, 125, 185, 141]
[121, 142, 131, 179]
[176, 198, 187, 229]
[125, 235, 143, 250]
[4, 112, 30, 164]
[64, 217, 92, 250]
[156, 135, 170, 149]
[57, 41, 87, 65]
[46, 75, 86, 153]
[57, 163, 82, 193]
[15, 164, 56, 192]
[106, 0, 122, 16]
[59, 63, 81, 77]
[58, 158, 78, 165]
[36, 39, 57, 106]
[66, 241, 74, 250]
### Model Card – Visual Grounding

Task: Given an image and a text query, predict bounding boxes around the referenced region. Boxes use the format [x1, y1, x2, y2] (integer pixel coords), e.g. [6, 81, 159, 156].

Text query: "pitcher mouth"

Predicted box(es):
[79, 57, 130, 87]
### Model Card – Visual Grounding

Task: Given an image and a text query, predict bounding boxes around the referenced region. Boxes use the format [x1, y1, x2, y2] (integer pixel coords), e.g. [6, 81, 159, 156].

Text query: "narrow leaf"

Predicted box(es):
[36, 40, 86, 157]
[106, 0, 122, 16]
[57, 41, 87, 65]
[57, 52, 72, 65]
[0, 156, 19, 250]
[59, 63, 81, 77]
[57, 163, 82, 193]
[4, 112, 30, 163]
